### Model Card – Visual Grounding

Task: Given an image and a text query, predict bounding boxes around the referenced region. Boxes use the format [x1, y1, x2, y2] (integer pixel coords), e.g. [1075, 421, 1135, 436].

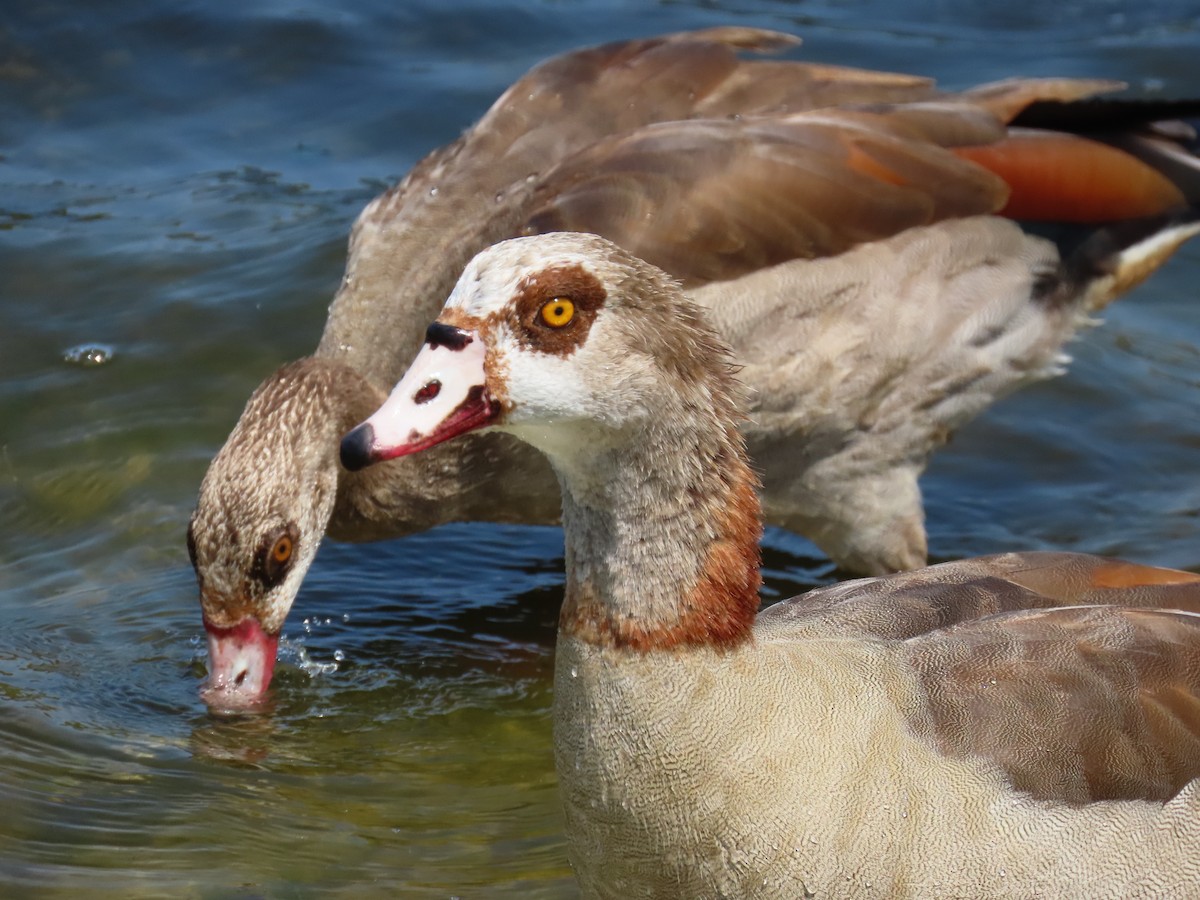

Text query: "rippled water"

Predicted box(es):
[2, 0, 1198, 895]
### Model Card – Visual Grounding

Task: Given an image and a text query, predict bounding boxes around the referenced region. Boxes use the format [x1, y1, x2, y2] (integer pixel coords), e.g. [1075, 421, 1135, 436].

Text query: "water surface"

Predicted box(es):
[2, 0, 1199, 895]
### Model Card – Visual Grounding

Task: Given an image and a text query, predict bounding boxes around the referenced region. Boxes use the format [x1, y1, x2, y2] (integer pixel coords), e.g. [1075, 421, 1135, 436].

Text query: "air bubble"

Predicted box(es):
[63, 343, 115, 366]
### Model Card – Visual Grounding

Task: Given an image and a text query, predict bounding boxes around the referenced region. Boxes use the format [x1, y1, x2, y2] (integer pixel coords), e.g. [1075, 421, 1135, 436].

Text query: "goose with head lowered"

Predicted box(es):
[188, 27, 1200, 706]
[342, 232, 1200, 899]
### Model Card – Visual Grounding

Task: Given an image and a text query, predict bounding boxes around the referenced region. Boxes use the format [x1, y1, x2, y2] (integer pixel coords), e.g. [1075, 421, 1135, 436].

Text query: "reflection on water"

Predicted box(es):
[1, 0, 1198, 894]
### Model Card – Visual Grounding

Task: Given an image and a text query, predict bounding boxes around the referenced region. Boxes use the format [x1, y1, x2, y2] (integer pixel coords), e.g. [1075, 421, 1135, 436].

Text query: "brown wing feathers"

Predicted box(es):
[523, 108, 1012, 285]
[907, 604, 1200, 804]
[508, 35, 1200, 285]
[892, 554, 1200, 805]
[978, 553, 1200, 614]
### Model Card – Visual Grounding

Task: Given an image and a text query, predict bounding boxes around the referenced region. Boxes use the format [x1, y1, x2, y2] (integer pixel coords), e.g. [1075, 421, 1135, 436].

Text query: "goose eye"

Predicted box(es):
[271, 535, 293, 565]
[255, 524, 299, 589]
[540, 298, 575, 328]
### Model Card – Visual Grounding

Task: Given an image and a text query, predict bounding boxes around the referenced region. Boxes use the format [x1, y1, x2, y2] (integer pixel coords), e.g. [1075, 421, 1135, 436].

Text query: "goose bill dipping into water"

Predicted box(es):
[188, 27, 1200, 706]
[340, 232, 1200, 900]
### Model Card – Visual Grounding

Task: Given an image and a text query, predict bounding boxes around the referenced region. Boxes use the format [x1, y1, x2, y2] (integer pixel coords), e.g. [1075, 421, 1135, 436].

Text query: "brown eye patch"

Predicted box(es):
[252, 523, 301, 590]
[509, 263, 607, 357]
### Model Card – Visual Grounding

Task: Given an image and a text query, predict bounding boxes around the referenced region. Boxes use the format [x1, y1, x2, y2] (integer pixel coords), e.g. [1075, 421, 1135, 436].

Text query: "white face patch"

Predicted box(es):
[501, 336, 600, 419]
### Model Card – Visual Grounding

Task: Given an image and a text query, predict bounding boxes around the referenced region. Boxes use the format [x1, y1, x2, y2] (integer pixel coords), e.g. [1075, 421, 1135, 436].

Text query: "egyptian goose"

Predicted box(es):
[188, 27, 1200, 705]
[341, 232, 1200, 899]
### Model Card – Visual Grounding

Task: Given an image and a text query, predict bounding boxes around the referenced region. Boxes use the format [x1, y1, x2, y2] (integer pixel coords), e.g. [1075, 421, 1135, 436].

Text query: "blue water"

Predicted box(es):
[1, 0, 1198, 895]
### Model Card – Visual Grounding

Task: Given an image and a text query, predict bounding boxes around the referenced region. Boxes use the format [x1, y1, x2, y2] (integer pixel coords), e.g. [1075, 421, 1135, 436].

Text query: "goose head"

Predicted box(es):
[341, 232, 760, 652]
[188, 359, 349, 710]
[340, 232, 735, 480]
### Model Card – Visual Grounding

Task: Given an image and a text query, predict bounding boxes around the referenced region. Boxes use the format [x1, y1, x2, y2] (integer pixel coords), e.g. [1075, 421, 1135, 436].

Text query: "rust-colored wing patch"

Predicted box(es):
[990, 552, 1200, 609]
[953, 131, 1187, 222]
[1088, 560, 1200, 590]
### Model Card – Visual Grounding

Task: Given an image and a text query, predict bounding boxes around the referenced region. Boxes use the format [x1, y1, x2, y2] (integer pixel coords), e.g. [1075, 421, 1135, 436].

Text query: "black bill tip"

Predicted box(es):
[339, 422, 376, 472]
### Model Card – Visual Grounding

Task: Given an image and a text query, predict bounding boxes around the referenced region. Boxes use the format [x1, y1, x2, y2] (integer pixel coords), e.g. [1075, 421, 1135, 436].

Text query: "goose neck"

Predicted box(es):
[554, 413, 762, 653]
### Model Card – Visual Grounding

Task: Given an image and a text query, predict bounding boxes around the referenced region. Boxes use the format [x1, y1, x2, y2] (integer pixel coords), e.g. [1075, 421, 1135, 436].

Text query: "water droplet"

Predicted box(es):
[63, 343, 115, 366]
[333, 649, 345, 662]
[428, 186, 438, 197]
[342, 613, 350, 622]
[569, 666, 578, 678]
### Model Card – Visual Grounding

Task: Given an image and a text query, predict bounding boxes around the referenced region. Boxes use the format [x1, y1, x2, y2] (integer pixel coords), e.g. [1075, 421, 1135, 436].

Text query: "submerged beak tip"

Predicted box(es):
[201, 618, 281, 711]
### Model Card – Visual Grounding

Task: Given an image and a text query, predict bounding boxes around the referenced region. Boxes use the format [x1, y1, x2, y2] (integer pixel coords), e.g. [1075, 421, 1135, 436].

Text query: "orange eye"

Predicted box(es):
[271, 535, 293, 564]
[540, 298, 575, 328]
[257, 525, 299, 588]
